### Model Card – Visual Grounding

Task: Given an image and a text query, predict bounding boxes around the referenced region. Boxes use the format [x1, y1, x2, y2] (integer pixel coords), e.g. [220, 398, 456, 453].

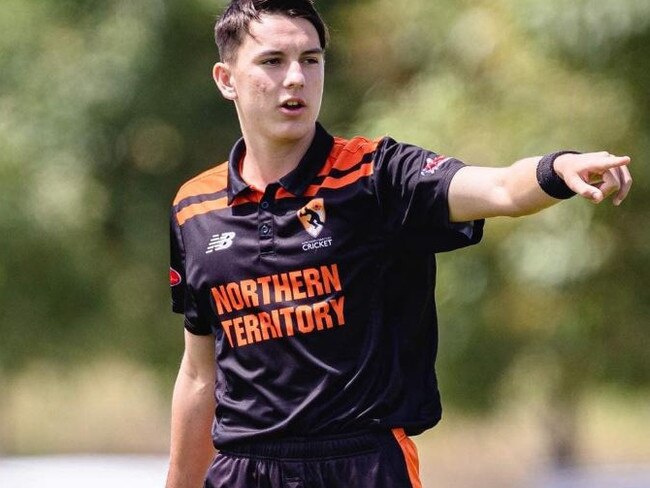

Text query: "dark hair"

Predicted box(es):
[215, 0, 329, 62]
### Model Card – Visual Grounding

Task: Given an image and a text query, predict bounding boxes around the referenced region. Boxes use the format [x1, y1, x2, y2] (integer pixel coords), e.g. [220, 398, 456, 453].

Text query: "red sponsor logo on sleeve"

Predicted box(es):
[421, 155, 451, 176]
[170, 267, 182, 287]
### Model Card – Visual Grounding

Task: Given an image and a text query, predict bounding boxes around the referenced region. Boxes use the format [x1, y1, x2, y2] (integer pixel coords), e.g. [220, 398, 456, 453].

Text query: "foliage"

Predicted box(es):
[1, 0, 648, 421]
[344, 0, 650, 413]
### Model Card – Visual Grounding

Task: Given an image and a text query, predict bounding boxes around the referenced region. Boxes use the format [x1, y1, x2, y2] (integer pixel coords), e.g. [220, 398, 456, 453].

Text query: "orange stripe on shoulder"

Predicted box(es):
[301, 161, 373, 197]
[318, 136, 381, 176]
[173, 163, 228, 206]
[176, 197, 229, 226]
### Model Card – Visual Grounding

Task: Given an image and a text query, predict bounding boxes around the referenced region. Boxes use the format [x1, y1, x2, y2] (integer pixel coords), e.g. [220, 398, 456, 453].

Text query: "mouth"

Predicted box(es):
[280, 99, 306, 112]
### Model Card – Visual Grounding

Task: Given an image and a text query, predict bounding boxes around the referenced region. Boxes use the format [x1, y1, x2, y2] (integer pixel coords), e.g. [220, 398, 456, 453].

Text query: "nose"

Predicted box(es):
[283, 61, 305, 89]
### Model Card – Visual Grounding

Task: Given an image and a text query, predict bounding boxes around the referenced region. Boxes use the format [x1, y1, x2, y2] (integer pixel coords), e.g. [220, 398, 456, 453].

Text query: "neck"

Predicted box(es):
[240, 126, 316, 190]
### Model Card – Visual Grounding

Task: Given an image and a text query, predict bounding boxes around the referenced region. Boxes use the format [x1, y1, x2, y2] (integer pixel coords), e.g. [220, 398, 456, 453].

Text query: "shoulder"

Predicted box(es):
[172, 162, 229, 206]
[331, 135, 384, 159]
[330, 134, 428, 163]
[317, 134, 386, 175]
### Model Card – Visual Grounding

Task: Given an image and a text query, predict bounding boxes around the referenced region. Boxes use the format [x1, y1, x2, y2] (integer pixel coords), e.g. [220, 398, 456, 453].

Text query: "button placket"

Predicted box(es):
[258, 185, 278, 255]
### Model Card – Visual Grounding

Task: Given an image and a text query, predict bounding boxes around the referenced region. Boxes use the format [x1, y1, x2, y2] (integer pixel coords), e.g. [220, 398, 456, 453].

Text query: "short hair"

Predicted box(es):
[215, 0, 329, 62]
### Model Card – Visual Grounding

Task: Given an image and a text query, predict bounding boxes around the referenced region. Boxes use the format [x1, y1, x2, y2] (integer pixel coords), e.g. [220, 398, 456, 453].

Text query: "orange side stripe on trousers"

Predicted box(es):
[391, 428, 423, 488]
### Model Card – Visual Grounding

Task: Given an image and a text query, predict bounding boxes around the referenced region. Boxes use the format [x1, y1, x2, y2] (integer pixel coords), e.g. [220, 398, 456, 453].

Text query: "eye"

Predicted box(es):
[261, 58, 281, 66]
[302, 57, 321, 65]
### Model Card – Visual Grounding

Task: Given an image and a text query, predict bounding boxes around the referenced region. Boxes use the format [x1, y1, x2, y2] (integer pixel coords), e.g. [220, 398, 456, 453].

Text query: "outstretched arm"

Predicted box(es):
[448, 151, 632, 222]
[166, 330, 217, 488]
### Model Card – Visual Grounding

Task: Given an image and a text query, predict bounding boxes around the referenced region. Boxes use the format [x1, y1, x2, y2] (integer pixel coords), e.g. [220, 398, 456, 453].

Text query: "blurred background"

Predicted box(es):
[1, 0, 649, 486]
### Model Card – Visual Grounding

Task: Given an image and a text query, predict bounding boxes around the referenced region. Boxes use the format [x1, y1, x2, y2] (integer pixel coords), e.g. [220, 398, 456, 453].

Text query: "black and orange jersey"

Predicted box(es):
[169, 123, 484, 448]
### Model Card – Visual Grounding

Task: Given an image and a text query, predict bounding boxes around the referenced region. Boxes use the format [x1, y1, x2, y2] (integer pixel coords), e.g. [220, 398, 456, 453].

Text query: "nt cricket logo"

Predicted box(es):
[206, 232, 236, 253]
[297, 199, 326, 238]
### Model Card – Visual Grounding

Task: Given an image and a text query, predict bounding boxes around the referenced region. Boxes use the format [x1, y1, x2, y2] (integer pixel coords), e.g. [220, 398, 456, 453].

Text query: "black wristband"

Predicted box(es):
[536, 150, 581, 199]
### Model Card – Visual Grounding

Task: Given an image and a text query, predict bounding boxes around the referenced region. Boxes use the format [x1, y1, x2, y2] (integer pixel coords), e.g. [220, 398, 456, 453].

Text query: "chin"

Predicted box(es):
[270, 120, 316, 143]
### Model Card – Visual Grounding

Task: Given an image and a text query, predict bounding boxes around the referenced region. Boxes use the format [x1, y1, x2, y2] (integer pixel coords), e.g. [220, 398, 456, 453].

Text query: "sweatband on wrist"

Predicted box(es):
[536, 150, 581, 199]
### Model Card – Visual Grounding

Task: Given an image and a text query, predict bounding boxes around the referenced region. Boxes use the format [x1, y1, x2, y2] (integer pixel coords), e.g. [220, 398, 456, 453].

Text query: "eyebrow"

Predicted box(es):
[256, 48, 325, 57]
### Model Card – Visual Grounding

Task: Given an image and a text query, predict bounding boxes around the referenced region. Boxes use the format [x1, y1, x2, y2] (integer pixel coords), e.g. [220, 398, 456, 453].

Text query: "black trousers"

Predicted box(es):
[205, 429, 422, 488]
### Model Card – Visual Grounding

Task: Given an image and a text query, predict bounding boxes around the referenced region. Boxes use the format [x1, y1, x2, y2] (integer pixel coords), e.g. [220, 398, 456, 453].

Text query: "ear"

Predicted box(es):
[213, 62, 237, 101]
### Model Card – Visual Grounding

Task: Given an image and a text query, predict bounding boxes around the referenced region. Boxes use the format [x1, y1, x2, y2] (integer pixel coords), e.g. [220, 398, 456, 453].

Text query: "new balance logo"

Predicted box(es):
[206, 232, 236, 253]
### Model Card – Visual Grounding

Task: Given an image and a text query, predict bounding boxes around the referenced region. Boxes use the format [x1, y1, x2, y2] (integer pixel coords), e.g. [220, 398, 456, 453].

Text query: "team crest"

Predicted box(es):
[297, 198, 326, 238]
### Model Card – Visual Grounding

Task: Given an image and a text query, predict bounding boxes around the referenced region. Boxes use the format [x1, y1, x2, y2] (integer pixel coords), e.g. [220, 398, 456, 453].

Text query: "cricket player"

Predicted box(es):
[166, 1, 632, 487]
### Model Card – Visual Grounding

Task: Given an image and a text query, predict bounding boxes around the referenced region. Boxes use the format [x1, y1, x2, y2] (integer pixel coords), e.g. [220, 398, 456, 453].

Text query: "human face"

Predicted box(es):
[214, 14, 325, 147]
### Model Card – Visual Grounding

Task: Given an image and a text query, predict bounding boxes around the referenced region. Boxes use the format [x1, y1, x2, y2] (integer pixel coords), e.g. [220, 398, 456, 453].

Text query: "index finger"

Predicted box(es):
[598, 155, 631, 170]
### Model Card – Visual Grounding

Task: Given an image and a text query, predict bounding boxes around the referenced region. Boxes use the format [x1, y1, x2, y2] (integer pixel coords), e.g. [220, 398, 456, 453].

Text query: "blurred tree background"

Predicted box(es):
[1, 0, 648, 468]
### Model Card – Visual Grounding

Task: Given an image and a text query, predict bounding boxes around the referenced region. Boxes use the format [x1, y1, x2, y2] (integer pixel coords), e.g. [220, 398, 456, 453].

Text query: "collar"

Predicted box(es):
[227, 122, 334, 204]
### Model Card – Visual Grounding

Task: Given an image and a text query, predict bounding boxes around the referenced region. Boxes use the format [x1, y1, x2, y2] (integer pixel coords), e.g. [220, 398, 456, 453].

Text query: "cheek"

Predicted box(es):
[255, 81, 270, 95]
[244, 74, 272, 97]
[307, 69, 324, 90]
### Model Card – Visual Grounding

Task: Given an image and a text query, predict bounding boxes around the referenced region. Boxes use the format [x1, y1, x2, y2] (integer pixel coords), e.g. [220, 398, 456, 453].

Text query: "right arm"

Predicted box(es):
[448, 152, 631, 222]
[166, 330, 217, 488]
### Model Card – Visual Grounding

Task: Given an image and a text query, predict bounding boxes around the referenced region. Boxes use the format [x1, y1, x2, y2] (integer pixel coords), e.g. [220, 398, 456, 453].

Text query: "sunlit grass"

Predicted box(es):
[1, 358, 649, 488]
[0, 358, 170, 455]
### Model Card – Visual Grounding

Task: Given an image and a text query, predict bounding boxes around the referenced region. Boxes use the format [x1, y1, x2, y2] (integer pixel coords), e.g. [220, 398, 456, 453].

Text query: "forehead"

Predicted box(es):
[239, 14, 321, 57]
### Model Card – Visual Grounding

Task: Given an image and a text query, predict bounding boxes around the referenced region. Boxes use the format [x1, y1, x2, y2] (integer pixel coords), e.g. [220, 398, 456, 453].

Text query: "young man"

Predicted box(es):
[166, 1, 632, 487]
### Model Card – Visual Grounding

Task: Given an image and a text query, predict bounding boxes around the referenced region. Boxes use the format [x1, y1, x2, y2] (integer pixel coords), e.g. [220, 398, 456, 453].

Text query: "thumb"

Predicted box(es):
[563, 174, 603, 203]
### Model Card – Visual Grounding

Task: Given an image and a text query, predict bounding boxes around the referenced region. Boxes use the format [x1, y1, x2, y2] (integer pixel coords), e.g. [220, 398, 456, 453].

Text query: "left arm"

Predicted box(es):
[448, 151, 632, 222]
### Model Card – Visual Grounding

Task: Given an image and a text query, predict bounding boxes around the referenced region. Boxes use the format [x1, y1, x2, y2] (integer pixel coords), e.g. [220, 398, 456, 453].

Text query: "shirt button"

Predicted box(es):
[260, 224, 271, 236]
[261, 201, 270, 210]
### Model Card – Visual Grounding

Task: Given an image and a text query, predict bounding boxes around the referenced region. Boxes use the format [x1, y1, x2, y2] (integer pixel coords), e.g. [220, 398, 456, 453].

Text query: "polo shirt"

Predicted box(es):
[169, 122, 484, 448]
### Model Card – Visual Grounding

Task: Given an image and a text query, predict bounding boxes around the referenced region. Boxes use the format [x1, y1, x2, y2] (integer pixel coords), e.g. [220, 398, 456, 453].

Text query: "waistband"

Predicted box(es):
[219, 430, 394, 461]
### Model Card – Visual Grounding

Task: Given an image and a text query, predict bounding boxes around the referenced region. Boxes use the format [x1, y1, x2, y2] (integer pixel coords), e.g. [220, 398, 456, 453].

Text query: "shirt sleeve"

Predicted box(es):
[372, 137, 484, 253]
[169, 206, 213, 335]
